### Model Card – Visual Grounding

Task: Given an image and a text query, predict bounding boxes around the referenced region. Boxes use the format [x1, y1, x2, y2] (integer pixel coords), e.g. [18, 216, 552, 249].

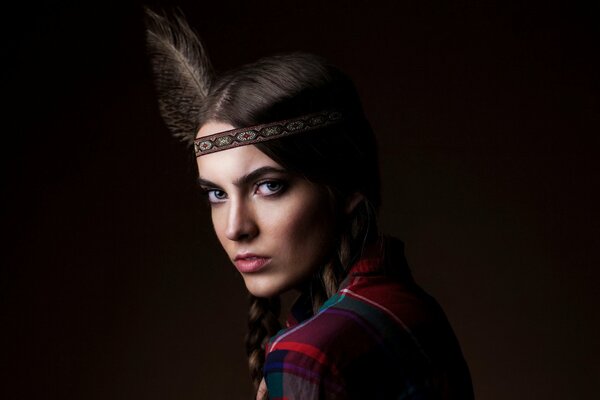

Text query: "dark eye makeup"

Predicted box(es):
[255, 180, 288, 196]
[199, 178, 290, 205]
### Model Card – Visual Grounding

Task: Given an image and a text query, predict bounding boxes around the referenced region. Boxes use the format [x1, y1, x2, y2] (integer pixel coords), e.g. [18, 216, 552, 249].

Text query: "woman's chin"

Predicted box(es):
[243, 275, 287, 298]
[245, 284, 281, 299]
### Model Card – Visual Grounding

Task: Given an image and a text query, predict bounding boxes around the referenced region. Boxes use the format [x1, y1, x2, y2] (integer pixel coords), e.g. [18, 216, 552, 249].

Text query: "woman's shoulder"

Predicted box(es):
[264, 276, 463, 399]
[268, 274, 443, 364]
[264, 238, 474, 398]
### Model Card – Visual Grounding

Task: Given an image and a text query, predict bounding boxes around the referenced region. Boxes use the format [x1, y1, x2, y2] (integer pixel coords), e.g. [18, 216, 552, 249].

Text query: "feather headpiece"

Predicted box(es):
[144, 8, 213, 144]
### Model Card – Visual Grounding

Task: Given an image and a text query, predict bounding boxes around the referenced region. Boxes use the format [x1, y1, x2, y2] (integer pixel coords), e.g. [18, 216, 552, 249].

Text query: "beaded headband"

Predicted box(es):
[193, 111, 343, 156]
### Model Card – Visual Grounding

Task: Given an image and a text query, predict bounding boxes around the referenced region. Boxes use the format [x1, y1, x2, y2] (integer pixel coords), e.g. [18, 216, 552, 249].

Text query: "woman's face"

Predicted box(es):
[195, 121, 337, 298]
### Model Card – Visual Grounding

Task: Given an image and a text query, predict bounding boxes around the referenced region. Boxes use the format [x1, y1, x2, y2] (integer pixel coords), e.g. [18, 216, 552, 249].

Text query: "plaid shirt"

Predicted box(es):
[264, 237, 474, 399]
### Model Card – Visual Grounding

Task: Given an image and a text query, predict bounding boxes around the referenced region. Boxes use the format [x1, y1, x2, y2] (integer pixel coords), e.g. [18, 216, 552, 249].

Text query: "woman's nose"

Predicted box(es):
[225, 200, 258, 241]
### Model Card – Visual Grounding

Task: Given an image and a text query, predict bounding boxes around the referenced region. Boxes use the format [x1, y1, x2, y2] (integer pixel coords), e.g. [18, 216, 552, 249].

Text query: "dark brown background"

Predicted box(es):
[2, 0, 598, 399]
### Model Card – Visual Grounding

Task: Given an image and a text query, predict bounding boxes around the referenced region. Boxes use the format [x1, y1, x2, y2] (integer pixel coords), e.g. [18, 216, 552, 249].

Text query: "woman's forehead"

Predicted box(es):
[196, 142, 284, 184]
[196, 121, 288, 184]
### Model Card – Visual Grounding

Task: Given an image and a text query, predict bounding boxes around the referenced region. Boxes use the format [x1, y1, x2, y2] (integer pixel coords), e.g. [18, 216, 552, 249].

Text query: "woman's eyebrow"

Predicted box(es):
[197, 166, 287, 188]
[196, 177, 220, 188]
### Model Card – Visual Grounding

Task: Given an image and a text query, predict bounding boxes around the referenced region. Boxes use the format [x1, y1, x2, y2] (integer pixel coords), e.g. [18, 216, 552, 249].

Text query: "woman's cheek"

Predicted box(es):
[265, 199, 317, 241]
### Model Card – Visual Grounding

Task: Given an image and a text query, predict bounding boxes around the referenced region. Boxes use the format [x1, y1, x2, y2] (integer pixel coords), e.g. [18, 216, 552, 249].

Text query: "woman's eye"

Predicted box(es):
[206, 189, 227, 203]
[256, 181, 285, 196]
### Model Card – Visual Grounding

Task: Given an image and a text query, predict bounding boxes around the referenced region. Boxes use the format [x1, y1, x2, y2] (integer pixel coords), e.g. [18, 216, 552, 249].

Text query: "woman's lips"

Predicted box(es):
[234, 255, 271, 273]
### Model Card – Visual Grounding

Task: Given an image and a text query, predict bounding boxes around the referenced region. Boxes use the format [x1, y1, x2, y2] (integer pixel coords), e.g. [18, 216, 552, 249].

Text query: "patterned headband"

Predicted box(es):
[193, 111, 343, 156]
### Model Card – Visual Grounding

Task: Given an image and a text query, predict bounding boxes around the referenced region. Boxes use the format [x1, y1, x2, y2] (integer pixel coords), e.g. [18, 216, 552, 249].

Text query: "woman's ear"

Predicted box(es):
[344, 192, 365, 215]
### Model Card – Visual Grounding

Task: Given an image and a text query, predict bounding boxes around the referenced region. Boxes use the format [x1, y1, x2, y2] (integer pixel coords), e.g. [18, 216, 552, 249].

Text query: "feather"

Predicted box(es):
[144, 7, 213, 144]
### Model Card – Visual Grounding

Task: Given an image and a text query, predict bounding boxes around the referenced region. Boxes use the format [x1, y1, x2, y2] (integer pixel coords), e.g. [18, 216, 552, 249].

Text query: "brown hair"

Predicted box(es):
[201, 52, 381, 391]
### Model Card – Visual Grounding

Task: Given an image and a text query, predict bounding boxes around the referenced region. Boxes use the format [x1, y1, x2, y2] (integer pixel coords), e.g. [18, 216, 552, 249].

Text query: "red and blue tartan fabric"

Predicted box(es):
[264, 237, 474, 399]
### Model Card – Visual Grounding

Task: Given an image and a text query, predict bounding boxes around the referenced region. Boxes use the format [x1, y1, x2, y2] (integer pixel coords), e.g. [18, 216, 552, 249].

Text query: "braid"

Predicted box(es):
[311, 198, 380, 311]
[245, 295, 281, 392]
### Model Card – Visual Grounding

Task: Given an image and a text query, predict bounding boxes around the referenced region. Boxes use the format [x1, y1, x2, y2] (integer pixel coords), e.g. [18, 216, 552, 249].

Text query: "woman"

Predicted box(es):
[145, 9, 474, 399]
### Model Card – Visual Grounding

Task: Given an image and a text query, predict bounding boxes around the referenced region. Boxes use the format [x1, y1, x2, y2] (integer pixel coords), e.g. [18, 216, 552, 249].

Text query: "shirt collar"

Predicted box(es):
[285, 236, 411, 327]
